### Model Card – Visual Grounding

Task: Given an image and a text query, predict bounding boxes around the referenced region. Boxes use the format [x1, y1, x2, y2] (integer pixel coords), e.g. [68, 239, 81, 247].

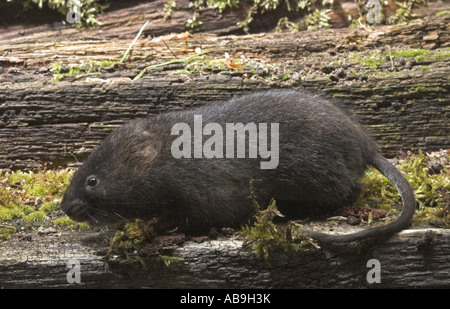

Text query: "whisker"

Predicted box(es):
[87, 212, 100, 225]
[112, 211, 131, 223]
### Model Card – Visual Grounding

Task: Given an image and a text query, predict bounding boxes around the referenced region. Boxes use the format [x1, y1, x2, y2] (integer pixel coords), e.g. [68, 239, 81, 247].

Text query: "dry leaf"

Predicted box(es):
[224, 52, 244, 71]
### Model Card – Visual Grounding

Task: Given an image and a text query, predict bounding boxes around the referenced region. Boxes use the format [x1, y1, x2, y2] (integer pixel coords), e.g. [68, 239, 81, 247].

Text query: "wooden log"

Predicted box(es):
[0, 227, 448, 288]
[1, 13, 449, 170]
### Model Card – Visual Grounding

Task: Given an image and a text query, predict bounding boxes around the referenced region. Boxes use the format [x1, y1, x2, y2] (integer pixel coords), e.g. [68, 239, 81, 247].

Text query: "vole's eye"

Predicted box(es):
[86, 176, 98, 187]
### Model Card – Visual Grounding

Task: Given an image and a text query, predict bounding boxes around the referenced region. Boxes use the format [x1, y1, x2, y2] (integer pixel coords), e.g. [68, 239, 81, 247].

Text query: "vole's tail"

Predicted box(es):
[305, 154, 416, 243]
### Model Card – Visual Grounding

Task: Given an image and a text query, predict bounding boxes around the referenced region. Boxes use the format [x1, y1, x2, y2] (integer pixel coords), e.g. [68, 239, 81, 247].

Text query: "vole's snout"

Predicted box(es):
[61, 199, 89, 222]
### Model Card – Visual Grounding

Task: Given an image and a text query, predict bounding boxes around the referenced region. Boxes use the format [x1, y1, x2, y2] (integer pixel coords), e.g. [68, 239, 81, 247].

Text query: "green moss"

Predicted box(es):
[167, 0, 426, 34]
[343, 48, 448, 73]
[108, 219, 155, 257]
[0, 226, 17, 241]
[413, 48, 450, 62]
[436, 10, 450, 16]
[241, 180, 315, 262]
[414, 207, 449, 228]
[355, 150, 449, 227]
[281, 74, 291, 81]
[388, 48, 431, 59]
[24, 211, 48, 222]
[159, 255, 185, 267]
[6, 169, 73, 198]
[185, 12, 203, 29]
[305, 8, 331, 31]
[39, 200, 60, 212]
[414, 84, 426, 92]
[0, 168, 74, 237]
[350, 50, 385, 70]
[49, 60, 120, 82]
[430, 51, 450, 61]
[163, 0, 177, 22]
[412, 84, 445, 93]
[52, 217, 90, 230]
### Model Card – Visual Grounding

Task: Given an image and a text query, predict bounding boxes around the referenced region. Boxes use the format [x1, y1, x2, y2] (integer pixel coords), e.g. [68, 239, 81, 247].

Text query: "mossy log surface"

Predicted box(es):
[0, 227, 449, 288]
[0, 8, 449, 170]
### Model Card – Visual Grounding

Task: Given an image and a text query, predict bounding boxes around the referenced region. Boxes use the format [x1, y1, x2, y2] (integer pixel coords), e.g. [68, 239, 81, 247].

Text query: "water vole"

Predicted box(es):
[60, 90, 416, 243]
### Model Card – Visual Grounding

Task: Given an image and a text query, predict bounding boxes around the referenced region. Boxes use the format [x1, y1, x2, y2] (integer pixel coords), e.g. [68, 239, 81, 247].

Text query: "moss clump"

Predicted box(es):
[0, 168, 76, 235]
[349, 50, 385, 70]
[330, 47, 448, 78]
[305, 8, 331, 31]
[3, 168, 73, 199]
[24, 211, 48, 223]
[49, 60, 120, 82]
[388, 48, 431, 61]
[108, 219, 157, 258]
[241, 180, 316, 261]
[0, 226, 17, 241]
[53, 217, 90, 230]
[355, 150, 449, 228]
[107, 219, 186, 268]
[39, 200, 60, 212]
[159, 255, 185, 267]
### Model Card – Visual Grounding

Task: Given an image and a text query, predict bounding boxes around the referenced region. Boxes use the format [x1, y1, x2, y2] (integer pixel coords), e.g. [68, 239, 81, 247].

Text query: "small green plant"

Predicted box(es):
[8, 0, 106, 27]
[241, 180, 315, 261]
[164, 0, 428, 33]
[159, 255, 185, 267]
[305, 8, 331, 30]
[185, 11, 203, 29]
[49, 60, 120, 82]
[275, 17, 302, 32]
[163, 0, 178, 22]
[388, 0, 427, 24]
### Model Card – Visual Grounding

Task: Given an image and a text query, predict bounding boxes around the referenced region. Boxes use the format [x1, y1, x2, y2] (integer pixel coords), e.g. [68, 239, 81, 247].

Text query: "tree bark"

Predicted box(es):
[0, 227, 449, 288]
[1, 6, 449, 170]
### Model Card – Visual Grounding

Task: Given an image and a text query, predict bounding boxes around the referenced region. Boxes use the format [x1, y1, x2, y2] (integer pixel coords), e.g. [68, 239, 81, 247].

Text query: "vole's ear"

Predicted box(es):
[135, 131, 160, 162]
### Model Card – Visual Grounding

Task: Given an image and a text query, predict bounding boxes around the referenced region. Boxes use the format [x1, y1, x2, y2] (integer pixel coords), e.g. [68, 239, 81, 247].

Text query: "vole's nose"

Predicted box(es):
[60, 199, 88, 221]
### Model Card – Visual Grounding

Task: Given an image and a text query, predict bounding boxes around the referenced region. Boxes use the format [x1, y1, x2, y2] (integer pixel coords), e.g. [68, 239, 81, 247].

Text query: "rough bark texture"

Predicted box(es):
[0, 227, 449, 288]
[0, 5, 449, 170]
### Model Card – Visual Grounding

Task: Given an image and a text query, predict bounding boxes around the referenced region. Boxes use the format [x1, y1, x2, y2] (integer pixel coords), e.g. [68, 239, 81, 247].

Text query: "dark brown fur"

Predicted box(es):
[60, 90, 416, 243]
